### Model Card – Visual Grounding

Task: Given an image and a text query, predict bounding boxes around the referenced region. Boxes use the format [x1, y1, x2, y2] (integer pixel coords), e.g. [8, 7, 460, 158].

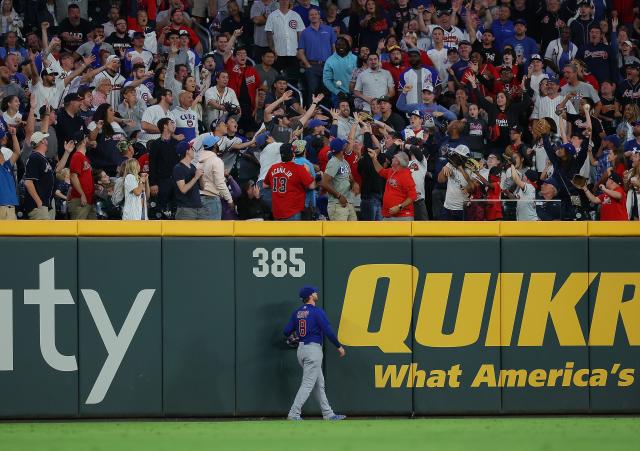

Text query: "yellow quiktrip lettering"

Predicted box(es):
[415, 273, 490, 347]
[590, 273, 640, 346]
[471, 364, 497, 387]
[518, 273, 596, 346]
[374, 364, 409, 388]
[485, 273, 524, 346]
[338, 264, 418, 353]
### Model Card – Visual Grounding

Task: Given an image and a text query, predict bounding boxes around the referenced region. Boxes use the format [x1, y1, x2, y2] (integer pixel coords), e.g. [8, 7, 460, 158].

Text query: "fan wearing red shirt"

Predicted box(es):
[225, 46, 261, 128]
[581, 173, 628, 221]
[367, 148, 417, 219]
[138, 151, 150, 173]
[462, 52, 499, 99]
[264, 143, 315, 220]
[68, 130, 96, 219]
[382, 46, 409, 98]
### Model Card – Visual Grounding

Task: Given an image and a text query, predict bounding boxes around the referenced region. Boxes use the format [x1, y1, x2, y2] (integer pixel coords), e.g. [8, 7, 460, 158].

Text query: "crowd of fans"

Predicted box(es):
[1, 0, 640, 222]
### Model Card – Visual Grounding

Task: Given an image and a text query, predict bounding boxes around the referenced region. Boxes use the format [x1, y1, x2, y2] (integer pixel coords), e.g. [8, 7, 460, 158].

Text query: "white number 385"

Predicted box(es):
[252, 247, 306, 278]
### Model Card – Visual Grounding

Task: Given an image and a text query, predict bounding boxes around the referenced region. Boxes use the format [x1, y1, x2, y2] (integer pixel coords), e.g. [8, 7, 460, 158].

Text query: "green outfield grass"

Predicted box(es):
[0, 417, 638, 451]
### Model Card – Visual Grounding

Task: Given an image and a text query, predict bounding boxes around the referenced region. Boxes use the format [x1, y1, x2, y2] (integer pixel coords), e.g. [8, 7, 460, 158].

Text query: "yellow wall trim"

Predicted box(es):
[413, 221, 500, 236]
[0, 220, 638, 237]
[0, 220, 77, 236]
[234, 221, 323, 236]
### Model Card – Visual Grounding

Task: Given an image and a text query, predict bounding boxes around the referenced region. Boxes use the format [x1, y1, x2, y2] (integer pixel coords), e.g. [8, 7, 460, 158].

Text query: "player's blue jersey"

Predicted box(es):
[283, 304, 341, 348]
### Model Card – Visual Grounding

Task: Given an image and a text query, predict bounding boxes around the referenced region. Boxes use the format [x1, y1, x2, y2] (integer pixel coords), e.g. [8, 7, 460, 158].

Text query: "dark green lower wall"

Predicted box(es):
[0, 236, 637, 418]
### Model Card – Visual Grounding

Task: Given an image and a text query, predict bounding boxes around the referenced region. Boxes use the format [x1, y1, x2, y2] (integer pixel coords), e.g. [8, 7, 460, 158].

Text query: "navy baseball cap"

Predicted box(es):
[176, 140, 190, 157]
[299, 285, 318, 300]
[330, 138, 348, 154]
[604, 134, 621, 148]
[547, 74, 560, 84]
[307, 119, 327, 129]
[514, 18, 527, 26]
[560, 142, 577, 156]
[255, 132, 271, 148]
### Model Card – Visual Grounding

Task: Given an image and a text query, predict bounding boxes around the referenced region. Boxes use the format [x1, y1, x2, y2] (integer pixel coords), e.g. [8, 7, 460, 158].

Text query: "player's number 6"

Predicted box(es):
[252, 247, 306, 278]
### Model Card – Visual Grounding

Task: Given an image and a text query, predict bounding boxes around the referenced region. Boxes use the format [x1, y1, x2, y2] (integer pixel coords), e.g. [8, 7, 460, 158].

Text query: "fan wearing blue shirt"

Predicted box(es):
[283, 285, 346, 421]
[298, 9, 336, 106]
[490, 5, 515, 49]
[503, 19, 539, 66]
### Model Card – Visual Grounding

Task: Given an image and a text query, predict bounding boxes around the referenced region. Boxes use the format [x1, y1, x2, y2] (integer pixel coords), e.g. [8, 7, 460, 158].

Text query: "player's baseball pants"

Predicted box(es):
[288, 342, 335, 419]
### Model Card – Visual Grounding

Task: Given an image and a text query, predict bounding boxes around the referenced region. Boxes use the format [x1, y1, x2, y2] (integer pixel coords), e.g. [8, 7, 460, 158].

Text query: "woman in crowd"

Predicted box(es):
[468, 73, 531, 156]
[358, 0, 393, 54]
[1, 94, 21, 126]
[122, 158, 149, 220]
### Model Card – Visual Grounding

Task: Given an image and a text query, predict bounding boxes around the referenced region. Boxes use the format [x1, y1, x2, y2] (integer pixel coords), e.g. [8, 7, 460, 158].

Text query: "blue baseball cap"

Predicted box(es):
[176, 140, 190, 157]
[255, 132, 271, 148]
[202, 134, 221, 150]
[560, 142, 576, 156]
[299, 285, 318, 300]
[329, 138, 348, 154]
[307, 119, 328, 129]
[410, 109, 425, 119]
[603, 134, 621, 148]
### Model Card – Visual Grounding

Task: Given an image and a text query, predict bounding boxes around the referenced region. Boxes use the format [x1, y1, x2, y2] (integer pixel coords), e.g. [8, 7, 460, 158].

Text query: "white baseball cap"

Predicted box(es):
[453, 145, 470, 156]
[30, 131, 50, 147]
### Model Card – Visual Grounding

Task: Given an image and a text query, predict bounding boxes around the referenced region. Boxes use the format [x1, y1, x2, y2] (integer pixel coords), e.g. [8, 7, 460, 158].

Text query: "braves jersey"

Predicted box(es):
[399, 68, 434, 105]
[428, 24, 468, 49]
[264, 161, 314, 219]
[401, 127, 428, 141]
[408, 157, 429, 201]
[170, 106, 199, 143]
[93, 70, 126, 109]
[283, 304, 341, 348]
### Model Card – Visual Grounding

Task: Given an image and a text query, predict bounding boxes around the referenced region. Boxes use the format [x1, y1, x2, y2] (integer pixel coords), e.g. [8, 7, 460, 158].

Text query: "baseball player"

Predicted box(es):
[283, 285, 346, 421]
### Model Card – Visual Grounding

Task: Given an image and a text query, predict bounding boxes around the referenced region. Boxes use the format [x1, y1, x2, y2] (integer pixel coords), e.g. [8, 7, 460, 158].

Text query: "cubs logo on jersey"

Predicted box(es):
[172, 109, 199, 142]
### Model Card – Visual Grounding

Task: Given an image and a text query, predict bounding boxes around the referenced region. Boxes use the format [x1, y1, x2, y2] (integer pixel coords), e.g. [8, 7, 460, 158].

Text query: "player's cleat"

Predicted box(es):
[287, 416, 304, 421]
[326, 414, 346, 420]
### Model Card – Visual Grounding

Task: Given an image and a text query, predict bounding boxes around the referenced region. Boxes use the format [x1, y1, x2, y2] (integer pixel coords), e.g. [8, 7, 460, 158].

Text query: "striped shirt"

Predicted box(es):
[531, 94, 576, 132]
[92, 70, 126, 109]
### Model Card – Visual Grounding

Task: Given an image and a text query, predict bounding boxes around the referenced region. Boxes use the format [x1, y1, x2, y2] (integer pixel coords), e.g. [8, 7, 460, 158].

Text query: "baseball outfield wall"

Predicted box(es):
[0, 221, 638, 418]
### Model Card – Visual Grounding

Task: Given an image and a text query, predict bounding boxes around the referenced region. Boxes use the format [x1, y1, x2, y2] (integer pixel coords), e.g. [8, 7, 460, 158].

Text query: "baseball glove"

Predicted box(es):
[286, 332, 300, 348]
[533, 119, 551, 138]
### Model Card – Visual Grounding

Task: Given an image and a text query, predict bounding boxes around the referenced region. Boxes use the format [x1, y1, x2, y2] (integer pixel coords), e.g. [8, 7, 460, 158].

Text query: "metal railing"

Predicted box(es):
[193, 20, 213, 54]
